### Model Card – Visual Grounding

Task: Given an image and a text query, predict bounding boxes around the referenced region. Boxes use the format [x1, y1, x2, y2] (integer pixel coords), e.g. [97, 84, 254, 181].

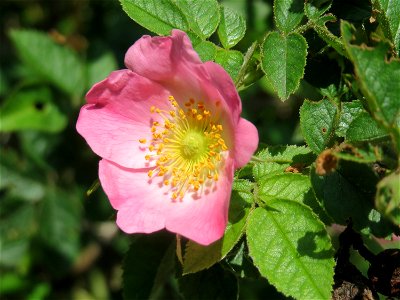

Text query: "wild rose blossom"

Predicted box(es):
[76, 30, 258, 245]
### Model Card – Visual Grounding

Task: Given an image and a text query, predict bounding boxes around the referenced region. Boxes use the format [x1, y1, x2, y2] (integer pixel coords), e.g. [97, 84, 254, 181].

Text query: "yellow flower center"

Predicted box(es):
[139, 96, 228, 201]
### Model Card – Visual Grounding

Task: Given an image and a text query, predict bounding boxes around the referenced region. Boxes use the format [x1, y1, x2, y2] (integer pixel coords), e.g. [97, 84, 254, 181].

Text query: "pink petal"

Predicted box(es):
[202, 61, 242, 124]
[76, 104, 156, 169]
[99, 160, 167, 233]
[125, 30, 240, 128]
[124, 30, 201, 82]
[86, 69, 172, 122]
[234, 118, 259, 168]
[77, 69, 176, 168]
[166, 157, 235, 245]
[98, 158, 235, 245]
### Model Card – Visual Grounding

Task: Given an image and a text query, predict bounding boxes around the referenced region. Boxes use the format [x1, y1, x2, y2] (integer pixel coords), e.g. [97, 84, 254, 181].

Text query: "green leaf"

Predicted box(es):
[9, 29, 85, 97]
[217, 5, 246, 49]
[261, 31, 307, 100]
[0, 87, 67, 133]
[215, 49, 244, 81]
[336, 100, 364, 137]
[179, 264, 238, 300]
[119, 0, 189, 35]
[312, 20, 348, 58]
[346, 112, 389, 142]
[258, 173, 312, 202]
[373, 0, 400, 52]
[333, 143, 383, 164]
[182, 179, 253, 274]
[253, 145, 315, 180]
[123, 232, 174, 300]
[87, 52, 117, 89]
[300, 98, 338, 154]
[247, 202, 335, 300]
[310, 165, 377, 231]
[194, 41, 217, 62]
[38, 188, 82, 264]
[274, 0, 304, 34]
[375, 172, 400, 225]
[0, 149, 45, 202]
[342, 21, 400, 152]
[0, 205, 35, 267]
[305, 0, 332, 20]
[175, 0, 220, 39]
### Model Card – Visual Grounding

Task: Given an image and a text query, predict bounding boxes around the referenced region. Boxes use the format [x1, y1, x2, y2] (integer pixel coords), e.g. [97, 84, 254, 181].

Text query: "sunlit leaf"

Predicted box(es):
[119, 0, 189, 35]
[274, 0, 304, 34]
[217, 5, 246, 49]
[342, 21, 400, 152]
[261, 31, 307, 100]
[247, 201, 335, 300]
[215, 49, 244, 81]
[175, 0, 220, 39]
[300, 98, 338, 154]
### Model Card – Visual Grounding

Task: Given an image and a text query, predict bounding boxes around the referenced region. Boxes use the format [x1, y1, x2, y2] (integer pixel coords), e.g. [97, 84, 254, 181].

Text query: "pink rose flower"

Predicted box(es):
[76, 30, 258, 245]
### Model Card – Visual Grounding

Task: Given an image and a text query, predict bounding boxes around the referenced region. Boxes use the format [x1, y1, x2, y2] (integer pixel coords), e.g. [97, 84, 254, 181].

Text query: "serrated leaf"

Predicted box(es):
[215, 49, 244, 81]
[0, 87, 67, 133]
[274, 0, 304, 34]
[119, 0, 189, 35]
[261, 31, 307, 100]
[376, 172, 400, 225]
[179, 264, 238, 300]
[9, 29, 85, 97]
[346, 112, 389, 142]
[253, 145, 315, 180]
[175, 0, 220, 39]
[217, 6, 246, 49]
[247, 202, 335, 300]
[300, 98, 338, 154]
[258, 173, 312, 203]
[123, 232, 174, 300]
[194, 41, 217, 62]
[182, 179, 253, 274]
[256, 172, 330, 222]
[305, 0, 332, 20]
[87, 52, 117, 89]
[336, 100, 364, 137]
[373, 0, 400, 52]
[342, 21, 400, 151]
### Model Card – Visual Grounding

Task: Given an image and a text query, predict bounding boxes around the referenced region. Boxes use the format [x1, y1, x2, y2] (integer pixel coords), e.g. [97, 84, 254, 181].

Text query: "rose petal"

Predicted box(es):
[77, 104, 156, 168]
[86, 69, 172, 122]
[124, 30, 201, 81]
[233, 118, 259, 168]
[98, 158, 234, 245]
[166, 157, 234, 245]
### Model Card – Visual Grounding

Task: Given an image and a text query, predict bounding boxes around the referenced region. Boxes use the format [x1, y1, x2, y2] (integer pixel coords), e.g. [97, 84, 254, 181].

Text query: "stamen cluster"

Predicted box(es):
[139, 96, 228, 200]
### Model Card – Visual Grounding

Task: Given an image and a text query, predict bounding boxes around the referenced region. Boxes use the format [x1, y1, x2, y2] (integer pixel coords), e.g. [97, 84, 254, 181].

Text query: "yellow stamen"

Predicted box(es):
[141, 96, 229, 200]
